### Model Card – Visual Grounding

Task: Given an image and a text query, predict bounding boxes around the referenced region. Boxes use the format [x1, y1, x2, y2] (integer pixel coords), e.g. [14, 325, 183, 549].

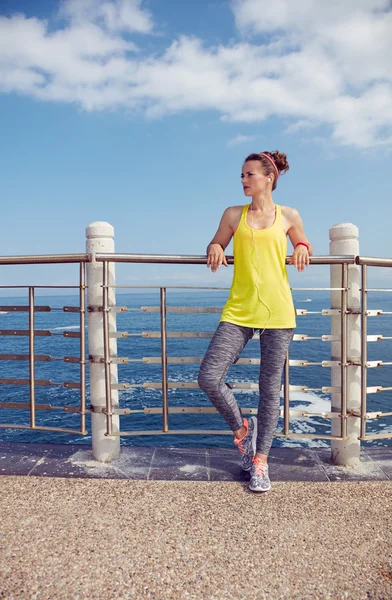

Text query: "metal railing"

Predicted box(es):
[357, 256, 392, 440]
[1, 251, 392, 445]
[0, 254, 90, 435]
[96, 253, 360, 441]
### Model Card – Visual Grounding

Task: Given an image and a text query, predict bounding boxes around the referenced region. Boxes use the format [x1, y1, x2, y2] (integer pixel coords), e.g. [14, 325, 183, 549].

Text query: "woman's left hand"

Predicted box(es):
[290, 245, 310, 272]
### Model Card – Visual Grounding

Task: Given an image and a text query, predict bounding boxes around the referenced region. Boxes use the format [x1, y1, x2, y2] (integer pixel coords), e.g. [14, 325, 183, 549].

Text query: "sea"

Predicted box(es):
[0, 289, 391, 449]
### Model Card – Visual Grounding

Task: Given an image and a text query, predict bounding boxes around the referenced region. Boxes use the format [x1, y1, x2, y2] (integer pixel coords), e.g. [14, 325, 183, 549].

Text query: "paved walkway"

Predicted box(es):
[1, 442, 392, 482]
[1, 443, 392, 599]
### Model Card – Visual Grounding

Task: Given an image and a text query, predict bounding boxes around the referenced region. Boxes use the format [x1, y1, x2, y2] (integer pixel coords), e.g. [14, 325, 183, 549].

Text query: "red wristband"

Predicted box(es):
[296, 241, 310, 250]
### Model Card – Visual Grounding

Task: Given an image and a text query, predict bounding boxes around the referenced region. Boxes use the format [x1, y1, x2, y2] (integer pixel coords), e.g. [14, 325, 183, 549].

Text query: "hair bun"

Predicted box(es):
[269, 151, 289, 174]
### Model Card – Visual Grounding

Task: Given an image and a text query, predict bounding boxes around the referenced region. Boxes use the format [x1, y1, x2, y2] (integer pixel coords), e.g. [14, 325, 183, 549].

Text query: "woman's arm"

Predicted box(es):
[206, 208, 235, 252]
[285, 207, 313, 272]
[206, 207, 236, 272]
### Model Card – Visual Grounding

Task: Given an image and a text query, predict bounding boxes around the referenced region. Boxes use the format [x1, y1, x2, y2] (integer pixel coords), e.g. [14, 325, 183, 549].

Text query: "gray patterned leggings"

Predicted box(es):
[198, 322, 294, 455]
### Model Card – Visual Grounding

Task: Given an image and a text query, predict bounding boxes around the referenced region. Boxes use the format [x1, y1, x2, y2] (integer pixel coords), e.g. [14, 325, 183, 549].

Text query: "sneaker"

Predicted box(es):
[233, 416, 257, 471]
[249, 457, 271, 492]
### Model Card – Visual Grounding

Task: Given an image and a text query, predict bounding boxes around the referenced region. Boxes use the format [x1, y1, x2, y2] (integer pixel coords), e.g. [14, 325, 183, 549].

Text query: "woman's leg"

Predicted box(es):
[255, 328, 294, 459]
[198, 321, 253, 434]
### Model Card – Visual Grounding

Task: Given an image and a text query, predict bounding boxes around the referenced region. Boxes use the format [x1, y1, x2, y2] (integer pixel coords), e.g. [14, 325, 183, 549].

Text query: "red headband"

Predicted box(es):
[260, 153, 279, 180]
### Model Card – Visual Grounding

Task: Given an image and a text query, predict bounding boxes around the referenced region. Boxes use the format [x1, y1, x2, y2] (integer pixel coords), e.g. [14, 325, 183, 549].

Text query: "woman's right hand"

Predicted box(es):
[207, 243, 228, 273]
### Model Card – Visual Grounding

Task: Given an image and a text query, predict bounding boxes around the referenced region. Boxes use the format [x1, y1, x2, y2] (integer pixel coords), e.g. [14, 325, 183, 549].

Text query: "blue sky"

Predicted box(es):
[1, 0, 392, 293]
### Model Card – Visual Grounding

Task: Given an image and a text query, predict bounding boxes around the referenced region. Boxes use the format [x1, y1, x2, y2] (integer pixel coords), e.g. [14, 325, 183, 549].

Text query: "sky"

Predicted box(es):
[1, 0, 392, 294]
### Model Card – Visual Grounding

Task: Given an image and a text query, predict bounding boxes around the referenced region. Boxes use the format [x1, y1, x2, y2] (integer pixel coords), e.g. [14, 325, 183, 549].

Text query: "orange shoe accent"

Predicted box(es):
[233, 418, 248, 454]
[252, 456, 268, 476]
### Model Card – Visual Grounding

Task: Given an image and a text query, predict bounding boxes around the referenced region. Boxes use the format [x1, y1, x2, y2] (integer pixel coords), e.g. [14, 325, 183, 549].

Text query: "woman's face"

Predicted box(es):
[241, 160, 269, 196]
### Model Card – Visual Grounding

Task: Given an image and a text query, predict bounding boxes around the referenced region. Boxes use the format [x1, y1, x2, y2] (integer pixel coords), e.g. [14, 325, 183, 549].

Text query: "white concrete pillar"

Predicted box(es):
[329, 223, 361, 466]
[86, 222, 120, 462]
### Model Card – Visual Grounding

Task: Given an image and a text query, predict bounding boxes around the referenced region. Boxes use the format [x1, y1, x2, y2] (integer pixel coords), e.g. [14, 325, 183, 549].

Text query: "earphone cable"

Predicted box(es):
[249, 189, 272, 336]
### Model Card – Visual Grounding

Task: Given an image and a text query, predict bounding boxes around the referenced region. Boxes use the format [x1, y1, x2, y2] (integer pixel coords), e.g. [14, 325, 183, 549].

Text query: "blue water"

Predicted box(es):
[0, 289, 391, 448]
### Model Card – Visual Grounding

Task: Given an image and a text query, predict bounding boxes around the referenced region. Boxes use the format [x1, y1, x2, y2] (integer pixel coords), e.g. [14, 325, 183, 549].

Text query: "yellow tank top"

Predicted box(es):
[220, 203, 296, 329]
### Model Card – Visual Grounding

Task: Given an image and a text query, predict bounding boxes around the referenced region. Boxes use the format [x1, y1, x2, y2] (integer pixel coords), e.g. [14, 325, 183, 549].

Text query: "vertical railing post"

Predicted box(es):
[79, 262, 88, 434]
[28, 286, 36, 429]
[360, 265, 368, 440]
[160, 287, 169, 432]
[86, 222, 120, 462]
[329, 224, 361, 466]
[283, 352, 290, 435]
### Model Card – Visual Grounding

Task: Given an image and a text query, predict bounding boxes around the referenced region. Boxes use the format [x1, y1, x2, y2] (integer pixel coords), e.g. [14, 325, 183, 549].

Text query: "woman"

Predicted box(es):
[198, 151, 312, 493]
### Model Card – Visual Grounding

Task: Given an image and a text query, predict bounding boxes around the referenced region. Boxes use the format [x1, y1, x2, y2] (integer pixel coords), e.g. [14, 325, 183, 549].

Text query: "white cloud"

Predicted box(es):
[0, 0, 392, 148]
[60, 0, 153, 33]
[228, 134, 256, 147]
[232, 0, 389, 36]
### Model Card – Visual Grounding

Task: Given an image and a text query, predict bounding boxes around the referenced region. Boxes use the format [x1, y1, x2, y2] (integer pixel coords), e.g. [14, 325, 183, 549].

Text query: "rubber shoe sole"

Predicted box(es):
[249, 479, 271, 493]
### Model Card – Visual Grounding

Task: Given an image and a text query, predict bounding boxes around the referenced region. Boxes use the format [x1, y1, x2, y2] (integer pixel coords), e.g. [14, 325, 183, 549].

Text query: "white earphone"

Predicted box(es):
[267, 178, 271, 182]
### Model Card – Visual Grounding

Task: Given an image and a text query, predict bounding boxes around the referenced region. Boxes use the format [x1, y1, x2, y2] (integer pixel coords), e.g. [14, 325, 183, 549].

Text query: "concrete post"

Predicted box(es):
[86, 222, 120, 462]
[329, 223, 361, 466]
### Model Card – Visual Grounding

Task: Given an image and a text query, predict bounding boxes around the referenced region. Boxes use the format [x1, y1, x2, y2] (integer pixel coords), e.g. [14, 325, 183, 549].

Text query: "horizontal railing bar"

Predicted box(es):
[140, 306, 222, 314]
[93, 407, 339, 420]
[0, 378, 53, 386]
[95, 253, 355, 266]
[0, 353, 52, 361]
[362, 386, 392, 393]
[106, 285, 348, 291]
[363, 289, 392, 293]
[121, 306, 335, 316]
[306, 336, 340, 341]
[115, 406, 341, 419]
[99, 356, 389, 369]
[0, 424, 87, 434]
[113, 382, 339, 393]
[110, 430, 234, 436]
[125, 308, 363, 317]
[114, 332, 142, 337]
[273, 433, 347, 440]
[111, 331, 338, 341]
[93, 407, 225, 415]
[64, 356, 83, 363]
[101, 357, 142, 364]
[107, 430, 346, 440]
[0, 378, 80, 388]
[109, 307, 139, 312]
[361, 433, 392, 440]
[0, 305, 51, 312]
[356, 256, 392, 267]
[0, 402, 82, 413]
[98, 254, 224, 265]
[0, 330, 81, 339]
[111, 285, 231, 290]
[0, 330, 52, 337]
[365, 411, 392, 418]
[110, 356, 343, 367]
[0, 254, 91, 265]
[0, 285, 84, 289]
